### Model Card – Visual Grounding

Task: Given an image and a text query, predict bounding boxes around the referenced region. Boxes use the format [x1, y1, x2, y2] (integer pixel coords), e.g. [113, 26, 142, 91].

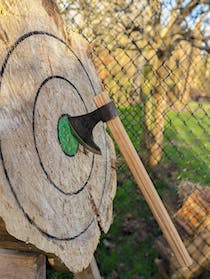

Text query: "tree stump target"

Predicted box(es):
[0, 0, 116, 273]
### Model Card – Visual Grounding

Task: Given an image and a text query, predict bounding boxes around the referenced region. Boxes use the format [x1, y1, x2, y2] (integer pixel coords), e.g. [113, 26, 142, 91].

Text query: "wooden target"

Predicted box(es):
[0, 0, 116, 272]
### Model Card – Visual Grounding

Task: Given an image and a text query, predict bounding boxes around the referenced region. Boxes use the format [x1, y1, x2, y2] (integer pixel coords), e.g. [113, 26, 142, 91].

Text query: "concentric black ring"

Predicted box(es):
[0, 31, 109, 240]
[33, 75, 95, 195]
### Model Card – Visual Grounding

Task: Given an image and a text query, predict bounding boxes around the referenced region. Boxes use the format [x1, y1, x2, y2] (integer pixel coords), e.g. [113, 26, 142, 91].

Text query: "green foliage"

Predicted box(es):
[143, 64, 153, 80]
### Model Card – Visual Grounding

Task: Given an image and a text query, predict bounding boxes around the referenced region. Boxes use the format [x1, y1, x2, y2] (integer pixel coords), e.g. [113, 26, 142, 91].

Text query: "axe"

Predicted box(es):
[68, 91, 192, 267]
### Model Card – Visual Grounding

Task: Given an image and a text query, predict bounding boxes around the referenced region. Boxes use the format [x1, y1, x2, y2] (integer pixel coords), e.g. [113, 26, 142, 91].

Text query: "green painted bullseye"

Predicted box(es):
[58, 115, 79, 156]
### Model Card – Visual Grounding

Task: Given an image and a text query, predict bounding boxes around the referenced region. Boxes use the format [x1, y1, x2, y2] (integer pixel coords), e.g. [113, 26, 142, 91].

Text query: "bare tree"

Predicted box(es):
[56, 0, 209, 165]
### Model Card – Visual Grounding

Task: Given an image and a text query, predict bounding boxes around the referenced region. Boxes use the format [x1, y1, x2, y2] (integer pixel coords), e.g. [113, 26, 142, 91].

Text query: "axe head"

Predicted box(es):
[68, 101, 118, 155]
[68, 113, 101, 155]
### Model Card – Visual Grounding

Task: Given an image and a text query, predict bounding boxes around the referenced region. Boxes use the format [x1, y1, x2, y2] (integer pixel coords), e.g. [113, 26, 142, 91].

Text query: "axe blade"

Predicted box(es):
[67, 101, 117, 155]
[68, 114, 102, 155]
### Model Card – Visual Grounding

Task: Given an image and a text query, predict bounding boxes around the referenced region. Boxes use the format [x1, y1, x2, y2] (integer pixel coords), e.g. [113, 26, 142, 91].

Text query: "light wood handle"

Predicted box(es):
[94, 92, 192, 267]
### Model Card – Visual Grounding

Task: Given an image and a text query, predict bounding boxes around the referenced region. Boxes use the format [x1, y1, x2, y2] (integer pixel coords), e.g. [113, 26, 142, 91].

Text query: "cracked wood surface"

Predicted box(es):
[0, 0, 116, 273]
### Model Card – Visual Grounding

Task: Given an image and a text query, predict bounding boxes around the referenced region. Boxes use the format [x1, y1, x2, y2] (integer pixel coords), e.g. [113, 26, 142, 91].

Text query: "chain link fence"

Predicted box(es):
[52, 1, 209, 278]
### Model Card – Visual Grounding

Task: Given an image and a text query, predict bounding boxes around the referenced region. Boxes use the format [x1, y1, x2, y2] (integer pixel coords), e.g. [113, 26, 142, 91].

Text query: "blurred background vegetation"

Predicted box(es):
[49, 1, 209, 278]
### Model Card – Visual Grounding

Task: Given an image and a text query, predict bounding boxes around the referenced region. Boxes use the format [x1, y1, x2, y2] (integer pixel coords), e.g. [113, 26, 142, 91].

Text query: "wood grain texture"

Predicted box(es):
[74, 257, 102, 279]
[175, 188, 209, 235]
[94, 92, 192, 268]
[0, 249, 46, 279]
[0, 0, 116, 273]
[156, 187, 210, 278]
[0, 217, 69, 272]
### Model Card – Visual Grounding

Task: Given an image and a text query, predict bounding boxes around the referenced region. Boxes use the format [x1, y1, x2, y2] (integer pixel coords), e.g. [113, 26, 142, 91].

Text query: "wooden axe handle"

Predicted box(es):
[94, 92, 192, 267]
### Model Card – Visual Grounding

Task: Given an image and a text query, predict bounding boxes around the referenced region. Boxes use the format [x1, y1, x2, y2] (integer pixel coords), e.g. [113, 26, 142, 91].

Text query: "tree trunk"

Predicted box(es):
[149, 89, 166, 166]
[144, 57, 167, 166]
[0, 0, 116, 273]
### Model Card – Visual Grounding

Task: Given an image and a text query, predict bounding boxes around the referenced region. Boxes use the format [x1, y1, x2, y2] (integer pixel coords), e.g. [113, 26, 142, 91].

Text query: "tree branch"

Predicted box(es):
[176, 0, 209, 24]
[172, 37, 210, 53]
[168, 1, 209, 37]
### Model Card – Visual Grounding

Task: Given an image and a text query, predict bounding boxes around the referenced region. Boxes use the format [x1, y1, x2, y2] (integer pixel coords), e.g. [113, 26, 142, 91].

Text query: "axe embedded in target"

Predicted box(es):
[0, 0, 195, 277]
[65, 91, 192, 268]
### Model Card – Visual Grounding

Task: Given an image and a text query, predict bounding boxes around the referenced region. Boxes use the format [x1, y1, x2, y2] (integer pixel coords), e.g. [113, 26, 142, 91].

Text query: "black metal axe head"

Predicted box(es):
[68, 102, 118, 155]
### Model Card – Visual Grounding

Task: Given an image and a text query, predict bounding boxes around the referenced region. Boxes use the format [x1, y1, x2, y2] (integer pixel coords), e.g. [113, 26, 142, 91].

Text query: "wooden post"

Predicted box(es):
[74, 257, 102, 279]
[0, 249, 46, 279]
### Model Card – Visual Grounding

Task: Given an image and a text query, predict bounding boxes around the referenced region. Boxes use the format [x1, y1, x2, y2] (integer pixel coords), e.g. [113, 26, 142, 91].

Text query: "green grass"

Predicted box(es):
[96, 180, 161, 279]
[96, 101, 210, 278]
[49, 101, 209, 278]
[164, 102, 210, 184]
[118, 103, 145, 149]
[47, 271, 73, 279]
